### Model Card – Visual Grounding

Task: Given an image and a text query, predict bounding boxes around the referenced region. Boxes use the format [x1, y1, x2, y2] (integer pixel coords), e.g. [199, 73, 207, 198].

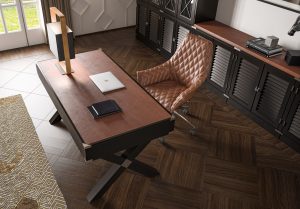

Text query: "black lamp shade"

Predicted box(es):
[47, 22, 75, 61]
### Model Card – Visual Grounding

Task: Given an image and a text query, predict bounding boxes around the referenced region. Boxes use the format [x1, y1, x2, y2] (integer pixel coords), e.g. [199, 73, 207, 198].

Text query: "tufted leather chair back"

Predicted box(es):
[169, 33, 213, 87]
[137, 33, 214, 112]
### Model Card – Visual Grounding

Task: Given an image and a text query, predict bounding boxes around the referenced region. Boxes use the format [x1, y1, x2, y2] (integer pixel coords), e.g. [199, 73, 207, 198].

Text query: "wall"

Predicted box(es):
[215, 0, 300, 50]
[71, 0, 136, 36]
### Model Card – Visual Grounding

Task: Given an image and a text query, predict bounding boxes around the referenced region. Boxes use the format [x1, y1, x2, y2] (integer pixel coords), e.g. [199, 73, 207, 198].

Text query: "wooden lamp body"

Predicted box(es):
[49, 7, 73, 75]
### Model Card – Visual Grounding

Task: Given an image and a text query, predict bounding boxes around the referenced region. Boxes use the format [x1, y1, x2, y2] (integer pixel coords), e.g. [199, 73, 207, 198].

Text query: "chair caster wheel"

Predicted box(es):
[182, 109, 188, 114]
[189, 128, 196, 136]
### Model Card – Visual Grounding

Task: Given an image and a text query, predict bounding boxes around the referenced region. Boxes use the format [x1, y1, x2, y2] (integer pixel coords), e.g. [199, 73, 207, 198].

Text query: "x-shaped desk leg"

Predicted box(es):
[86, 140, 159, 202]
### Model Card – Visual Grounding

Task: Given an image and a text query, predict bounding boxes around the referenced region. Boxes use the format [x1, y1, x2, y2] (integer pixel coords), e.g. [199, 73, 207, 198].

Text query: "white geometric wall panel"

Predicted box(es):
[71, 0, 136, 36]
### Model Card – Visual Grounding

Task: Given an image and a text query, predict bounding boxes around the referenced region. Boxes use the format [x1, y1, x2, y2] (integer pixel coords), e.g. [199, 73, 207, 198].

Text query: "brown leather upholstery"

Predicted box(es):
[137, 33, 213, 112]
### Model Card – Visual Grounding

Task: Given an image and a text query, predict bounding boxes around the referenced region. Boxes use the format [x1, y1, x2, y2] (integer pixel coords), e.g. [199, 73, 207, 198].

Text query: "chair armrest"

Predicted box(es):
[137, 62, 172, 86]
[171, 77, 206, 111]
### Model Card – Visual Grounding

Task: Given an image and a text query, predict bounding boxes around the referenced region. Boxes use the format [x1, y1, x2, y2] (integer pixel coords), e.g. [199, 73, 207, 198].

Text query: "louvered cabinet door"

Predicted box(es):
[228, 54, 263, 110]
[148, 10, 161, 49]
[136, 4, 148, 41]
[252, 65, 294, 127]
[175, 24, 190, 51]
[160, 15, 176, 58]
[208, 43, 234, 93]
[163, 0, 178, 16]
[177, 0, 196, 24]
[281, 86, 300, 151]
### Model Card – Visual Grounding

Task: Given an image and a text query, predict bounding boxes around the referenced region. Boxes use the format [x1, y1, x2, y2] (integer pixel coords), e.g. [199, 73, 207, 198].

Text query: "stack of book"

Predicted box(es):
[246, 38, 283, 57]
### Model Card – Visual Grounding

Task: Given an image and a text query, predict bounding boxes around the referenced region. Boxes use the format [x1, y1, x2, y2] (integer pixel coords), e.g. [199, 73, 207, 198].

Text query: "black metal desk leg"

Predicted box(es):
[87, 164, 125, 202]
[87, 140, 158, 202]
[49, 111, 62, 125]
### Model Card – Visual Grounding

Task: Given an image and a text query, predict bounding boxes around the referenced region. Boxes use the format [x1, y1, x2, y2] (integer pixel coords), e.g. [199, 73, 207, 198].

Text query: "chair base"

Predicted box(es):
[158, 102, 198, 144]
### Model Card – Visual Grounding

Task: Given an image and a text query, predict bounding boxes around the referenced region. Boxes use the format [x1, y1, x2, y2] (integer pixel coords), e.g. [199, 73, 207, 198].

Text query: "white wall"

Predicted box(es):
[216, 0, 300, 50]
[71, 0, 136, 36]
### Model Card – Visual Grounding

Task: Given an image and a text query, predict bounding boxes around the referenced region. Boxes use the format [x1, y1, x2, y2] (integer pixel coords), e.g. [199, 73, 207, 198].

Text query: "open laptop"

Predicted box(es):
[89, 71, 125, 93]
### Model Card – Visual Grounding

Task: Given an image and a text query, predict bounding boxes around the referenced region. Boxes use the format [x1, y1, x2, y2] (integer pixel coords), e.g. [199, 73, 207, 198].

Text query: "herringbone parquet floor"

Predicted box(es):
[1, 27, 300, 209]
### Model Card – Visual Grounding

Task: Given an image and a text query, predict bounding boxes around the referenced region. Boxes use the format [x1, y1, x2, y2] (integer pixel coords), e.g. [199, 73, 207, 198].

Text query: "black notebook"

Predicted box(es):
[88, 100, 122, 119]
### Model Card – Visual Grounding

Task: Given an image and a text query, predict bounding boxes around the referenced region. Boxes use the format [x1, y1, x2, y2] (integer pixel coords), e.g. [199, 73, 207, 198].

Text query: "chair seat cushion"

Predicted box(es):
[145, 80, 186, 111]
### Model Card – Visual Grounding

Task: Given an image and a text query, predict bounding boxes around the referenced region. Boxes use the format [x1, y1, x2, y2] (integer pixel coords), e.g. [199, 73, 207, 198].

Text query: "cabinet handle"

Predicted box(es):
[234, 47, 241, 52]
[282, 121, 286, 127]
[223, 94, 229, 99]
[275, 129, 283, 136]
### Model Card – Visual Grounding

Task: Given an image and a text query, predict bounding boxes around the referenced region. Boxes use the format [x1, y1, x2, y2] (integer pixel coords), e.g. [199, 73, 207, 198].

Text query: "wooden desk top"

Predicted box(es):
[37, 50, 171, 145]
[195, 21, 300, 79]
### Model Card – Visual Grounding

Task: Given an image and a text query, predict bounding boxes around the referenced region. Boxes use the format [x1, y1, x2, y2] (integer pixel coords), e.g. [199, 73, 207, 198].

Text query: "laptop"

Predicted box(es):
[89, 71, 125, 93]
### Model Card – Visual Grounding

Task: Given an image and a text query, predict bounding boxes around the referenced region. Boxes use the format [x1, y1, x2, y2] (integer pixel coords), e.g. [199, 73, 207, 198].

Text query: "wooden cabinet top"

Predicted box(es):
[195, 21, 300, 79]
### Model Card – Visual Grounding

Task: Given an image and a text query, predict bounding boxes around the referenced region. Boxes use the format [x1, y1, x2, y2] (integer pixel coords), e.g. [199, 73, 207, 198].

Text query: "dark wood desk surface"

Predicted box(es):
[37, 49, 171, 145]
[195, 21, 300, 79]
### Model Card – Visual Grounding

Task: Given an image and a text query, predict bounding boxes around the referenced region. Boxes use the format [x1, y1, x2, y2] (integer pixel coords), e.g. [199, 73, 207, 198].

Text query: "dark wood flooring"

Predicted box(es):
[1, 27, 300, 209]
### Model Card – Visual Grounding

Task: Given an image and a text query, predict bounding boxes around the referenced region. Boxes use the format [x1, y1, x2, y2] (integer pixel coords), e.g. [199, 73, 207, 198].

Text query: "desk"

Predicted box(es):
[37, 49, 174, 202]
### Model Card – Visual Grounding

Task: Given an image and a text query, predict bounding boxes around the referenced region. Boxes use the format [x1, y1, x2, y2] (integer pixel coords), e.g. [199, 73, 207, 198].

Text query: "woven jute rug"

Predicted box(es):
[0, 95, 67, 209]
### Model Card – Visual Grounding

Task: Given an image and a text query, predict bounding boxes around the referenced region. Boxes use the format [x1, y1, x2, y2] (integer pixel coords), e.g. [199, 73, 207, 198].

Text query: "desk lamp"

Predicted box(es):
[286, 15, 300, 66]
[46, 7, 75, 75]
[288, 15, 300, 36]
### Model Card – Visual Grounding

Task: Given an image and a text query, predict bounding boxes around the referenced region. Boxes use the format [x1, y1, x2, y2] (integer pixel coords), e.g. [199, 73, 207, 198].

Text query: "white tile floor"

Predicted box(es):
[0, 53, 58, 131]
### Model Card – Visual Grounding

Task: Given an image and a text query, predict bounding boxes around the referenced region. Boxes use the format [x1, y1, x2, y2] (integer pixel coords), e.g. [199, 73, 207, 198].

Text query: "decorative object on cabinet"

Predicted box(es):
[265, 36, 279, 48]
[246, 37, 283, 57]
[285, 50, 300, 66]
[286, 15, 300, 66]
[137, 33, 213, 134]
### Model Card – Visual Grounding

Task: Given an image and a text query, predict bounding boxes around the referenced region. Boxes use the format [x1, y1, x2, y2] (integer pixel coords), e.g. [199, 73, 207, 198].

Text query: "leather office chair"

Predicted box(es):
[137, 33, 213, 134]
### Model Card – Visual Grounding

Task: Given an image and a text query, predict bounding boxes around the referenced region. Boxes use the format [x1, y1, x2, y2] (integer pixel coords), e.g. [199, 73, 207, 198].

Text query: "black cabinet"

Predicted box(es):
[228, 52, 263, 110]
[203, 36, 300, 152]
[252, 65, 295, 130]
[177, 0, 219, 25]
[136, 0, 219, 58]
